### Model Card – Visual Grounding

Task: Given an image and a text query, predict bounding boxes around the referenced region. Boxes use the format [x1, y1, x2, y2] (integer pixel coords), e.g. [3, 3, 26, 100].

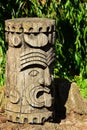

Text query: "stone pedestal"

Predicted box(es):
[5, 18, 55, 124]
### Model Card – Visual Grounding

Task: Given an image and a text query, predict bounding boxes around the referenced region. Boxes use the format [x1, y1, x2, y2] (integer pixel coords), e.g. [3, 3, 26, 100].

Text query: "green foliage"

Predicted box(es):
[0, 3, 6, 86]
[0, 0, 87, 98]
[54, 1, 87, 79]
[73, 76, 87, 99]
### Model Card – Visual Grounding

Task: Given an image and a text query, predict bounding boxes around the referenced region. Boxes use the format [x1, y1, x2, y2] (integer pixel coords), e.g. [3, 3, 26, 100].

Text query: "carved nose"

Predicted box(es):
[39, 78, 44, 85]
[44, 67, 51, 86]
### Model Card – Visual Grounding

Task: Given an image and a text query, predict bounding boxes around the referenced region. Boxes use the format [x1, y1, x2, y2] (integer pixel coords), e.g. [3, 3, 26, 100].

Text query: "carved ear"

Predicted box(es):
[12, 34, 22, 47]
[24, 33, 48, 47]
[8, 33, 22, 47]
[9, 89, 20, 104]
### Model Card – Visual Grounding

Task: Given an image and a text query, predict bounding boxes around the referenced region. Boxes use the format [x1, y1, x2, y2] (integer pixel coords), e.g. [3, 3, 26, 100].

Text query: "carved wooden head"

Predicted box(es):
[5, 18, 55, 124]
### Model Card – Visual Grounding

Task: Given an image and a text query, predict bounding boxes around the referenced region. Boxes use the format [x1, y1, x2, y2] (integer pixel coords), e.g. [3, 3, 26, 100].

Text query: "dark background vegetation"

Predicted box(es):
[0, 0, 87, 98]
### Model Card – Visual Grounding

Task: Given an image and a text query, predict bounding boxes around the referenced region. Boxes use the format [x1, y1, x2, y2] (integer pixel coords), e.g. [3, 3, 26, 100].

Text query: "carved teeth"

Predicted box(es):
[6, 110, 52, 124]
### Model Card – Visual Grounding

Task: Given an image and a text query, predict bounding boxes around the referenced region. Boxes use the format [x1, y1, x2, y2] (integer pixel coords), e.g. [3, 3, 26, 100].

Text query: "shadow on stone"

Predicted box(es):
[52, 78, 87, 124]
[53, 78, 71, 123]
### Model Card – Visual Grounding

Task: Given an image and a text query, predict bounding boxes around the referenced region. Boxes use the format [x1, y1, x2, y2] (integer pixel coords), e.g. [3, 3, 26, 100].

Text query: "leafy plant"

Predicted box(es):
[54, 0, 87, 78]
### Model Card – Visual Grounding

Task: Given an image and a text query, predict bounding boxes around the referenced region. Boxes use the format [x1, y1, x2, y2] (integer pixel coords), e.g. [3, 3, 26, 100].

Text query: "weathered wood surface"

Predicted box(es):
[5, 18, 55, 124]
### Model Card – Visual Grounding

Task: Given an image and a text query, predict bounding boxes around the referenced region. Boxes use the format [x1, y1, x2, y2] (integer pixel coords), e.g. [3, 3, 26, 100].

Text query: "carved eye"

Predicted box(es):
[29, 70, 39, 77]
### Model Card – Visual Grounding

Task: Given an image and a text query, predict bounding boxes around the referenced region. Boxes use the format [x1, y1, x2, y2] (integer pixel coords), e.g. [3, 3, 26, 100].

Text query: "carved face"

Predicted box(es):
[24, 66, 53, 108]
[19, 42, 55, 108]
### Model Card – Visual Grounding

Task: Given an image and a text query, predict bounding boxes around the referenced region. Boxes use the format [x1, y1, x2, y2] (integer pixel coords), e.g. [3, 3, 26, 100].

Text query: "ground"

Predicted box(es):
[0, 112, 87, 130]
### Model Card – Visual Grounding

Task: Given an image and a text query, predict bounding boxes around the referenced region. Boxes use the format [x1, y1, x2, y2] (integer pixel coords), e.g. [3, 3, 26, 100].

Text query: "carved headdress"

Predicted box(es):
[20, 48, 55, 70]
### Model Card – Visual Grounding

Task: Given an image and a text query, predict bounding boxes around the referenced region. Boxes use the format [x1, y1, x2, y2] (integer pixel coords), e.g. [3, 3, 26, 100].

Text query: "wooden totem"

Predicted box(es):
[5, 18, 55, 124]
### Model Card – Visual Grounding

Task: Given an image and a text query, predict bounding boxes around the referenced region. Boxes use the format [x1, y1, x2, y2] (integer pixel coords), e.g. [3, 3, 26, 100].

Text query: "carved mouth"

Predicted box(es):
[26, 85, 52, 108]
